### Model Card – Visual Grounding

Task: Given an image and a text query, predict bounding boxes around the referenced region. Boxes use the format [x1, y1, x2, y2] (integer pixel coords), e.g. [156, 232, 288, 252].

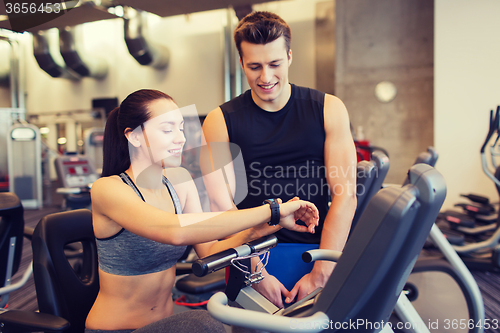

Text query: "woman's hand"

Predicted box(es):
[278, 197, 319, 233]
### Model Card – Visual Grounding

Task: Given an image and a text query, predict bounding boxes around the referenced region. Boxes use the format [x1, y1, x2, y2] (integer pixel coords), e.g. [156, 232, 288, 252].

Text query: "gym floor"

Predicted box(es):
[6, 195, 500, 333]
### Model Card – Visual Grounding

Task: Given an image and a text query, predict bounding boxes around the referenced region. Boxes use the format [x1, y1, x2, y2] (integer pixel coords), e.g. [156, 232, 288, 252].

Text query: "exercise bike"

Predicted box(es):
[194, 164, 448, 333]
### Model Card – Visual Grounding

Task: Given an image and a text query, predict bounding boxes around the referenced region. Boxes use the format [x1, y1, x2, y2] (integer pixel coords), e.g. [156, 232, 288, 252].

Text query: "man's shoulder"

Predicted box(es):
[220, 89, 252, 114]
[292, 84, 325, 103]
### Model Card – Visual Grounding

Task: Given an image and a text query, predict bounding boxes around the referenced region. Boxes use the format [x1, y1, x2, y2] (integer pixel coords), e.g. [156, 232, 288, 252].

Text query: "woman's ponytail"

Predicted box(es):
[101, 107, 130, 177]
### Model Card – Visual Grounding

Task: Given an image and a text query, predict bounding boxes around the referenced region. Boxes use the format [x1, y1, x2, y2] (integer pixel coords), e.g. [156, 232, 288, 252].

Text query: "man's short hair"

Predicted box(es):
[234, 11, 291, 58]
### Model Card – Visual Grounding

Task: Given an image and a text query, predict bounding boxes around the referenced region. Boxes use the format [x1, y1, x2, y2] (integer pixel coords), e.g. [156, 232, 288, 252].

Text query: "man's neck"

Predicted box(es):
[251, 83, 292, 112]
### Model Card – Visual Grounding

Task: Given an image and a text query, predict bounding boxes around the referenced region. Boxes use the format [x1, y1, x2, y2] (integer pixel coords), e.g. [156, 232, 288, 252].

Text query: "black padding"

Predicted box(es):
[175, 262, 193, 275]
[0, 192, 24, 288]
[351, 152, 390, 231]
[370, 151, 390, 196]
[354, 160, 376, 213]
[32, 209, 98, 333]
[65, 193, 92, 209]
[0, 309, 69, 332]
[176, 269, 226, 294]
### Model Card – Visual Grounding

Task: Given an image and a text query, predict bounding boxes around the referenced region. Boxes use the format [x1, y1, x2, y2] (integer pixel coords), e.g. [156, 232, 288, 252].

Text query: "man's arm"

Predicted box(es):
[202, 107, 291, 307]
[286, 93, 357, 303]
[200, 107, 237, 213]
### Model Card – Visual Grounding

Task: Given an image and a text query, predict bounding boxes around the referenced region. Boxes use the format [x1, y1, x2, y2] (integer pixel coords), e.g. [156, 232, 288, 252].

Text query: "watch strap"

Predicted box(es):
[263, 199, 280, 226]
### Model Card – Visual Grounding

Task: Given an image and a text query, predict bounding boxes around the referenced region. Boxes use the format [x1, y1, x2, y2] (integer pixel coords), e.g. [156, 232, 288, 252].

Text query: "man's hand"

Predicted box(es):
[285, 262, 335, 304]
[252, 272, 289, 308]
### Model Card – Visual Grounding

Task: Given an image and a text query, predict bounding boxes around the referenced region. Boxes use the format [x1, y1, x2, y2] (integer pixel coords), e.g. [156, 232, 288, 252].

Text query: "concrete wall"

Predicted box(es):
[335, 0, 434, 184]
[334, 0, 500, 209]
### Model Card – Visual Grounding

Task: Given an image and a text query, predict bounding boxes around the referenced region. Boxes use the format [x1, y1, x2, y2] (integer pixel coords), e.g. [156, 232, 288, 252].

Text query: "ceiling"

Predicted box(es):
[0, 0, 272, 33]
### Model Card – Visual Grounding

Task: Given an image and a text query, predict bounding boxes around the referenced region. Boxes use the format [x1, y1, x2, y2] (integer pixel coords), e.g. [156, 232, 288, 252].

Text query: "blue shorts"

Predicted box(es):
[264, 243, 319, 291]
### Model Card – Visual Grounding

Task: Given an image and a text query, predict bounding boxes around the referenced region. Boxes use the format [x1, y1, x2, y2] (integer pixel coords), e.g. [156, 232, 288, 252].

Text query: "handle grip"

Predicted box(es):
[192, 235, 278, 277]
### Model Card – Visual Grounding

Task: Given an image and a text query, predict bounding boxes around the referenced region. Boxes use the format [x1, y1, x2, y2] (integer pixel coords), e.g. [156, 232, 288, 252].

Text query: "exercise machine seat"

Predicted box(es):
[32, 209, 98, 333]
[0, 193, 71, 332]
[0, 192, 24, 306]
[307, 164, 445, 325]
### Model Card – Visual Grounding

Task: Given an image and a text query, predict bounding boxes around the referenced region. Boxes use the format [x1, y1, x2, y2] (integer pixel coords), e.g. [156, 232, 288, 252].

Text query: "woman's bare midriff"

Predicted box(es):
[85, 266, 176, 330]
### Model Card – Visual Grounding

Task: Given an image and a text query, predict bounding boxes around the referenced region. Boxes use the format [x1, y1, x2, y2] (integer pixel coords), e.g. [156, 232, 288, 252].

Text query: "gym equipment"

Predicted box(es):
[352, 124, 389, 162]
[354, 140, 390, 162]
[351, 150, 390, 231]
[83, 127, 104, 176]
[175, 152, 390, 299]
[54, 154, 98, 210]
[413, 146, 438, 167]
[430, 142, 494, 236]
[0, 192, 32, 308]
[407, 225, 485, 333]
[0, 109, 25, 192]
[199, 164, 446, 333]
[7, 124, 43, 209]
[32, 209, 97, 333]
[0, 209, 94, 332]
[402, 148, 486, 332]
[436, 109, 500, 270]
[0, 192, 69, 332]
[264, 151, 391, 290]
[438, 196, 497, 237]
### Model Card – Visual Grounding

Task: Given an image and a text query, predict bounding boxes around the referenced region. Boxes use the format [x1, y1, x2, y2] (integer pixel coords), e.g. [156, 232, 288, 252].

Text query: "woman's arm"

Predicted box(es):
[166, 167, 286, 258]
[91, 177, 318, 247]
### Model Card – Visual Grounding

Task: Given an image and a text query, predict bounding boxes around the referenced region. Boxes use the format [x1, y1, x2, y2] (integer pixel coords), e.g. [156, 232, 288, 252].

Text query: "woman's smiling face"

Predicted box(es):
[137, 98, 186, 168]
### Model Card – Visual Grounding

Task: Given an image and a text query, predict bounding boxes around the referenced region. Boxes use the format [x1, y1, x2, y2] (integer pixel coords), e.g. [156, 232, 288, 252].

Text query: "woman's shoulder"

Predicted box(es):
[90, 175, 132, 200]
[91, 175, 123, 190]
[91, 174, 145, 217]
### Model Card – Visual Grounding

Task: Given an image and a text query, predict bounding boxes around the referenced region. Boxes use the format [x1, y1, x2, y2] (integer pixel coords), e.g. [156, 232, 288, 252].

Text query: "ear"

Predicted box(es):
[287, 49, 293, 66]
[239, 56, 244, 70]
[124, 127, 141, 148]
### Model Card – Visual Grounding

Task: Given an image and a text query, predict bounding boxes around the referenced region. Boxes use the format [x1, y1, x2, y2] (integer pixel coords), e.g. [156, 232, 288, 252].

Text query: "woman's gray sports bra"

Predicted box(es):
[95, 173, 188, 276]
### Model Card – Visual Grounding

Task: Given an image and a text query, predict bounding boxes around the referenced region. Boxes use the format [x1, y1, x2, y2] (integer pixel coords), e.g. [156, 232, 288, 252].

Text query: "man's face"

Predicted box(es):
[239, 36, 292, 111]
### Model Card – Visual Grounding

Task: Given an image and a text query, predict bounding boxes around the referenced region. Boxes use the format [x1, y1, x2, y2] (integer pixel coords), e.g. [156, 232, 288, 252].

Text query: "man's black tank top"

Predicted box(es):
[220, 84, 328, 243]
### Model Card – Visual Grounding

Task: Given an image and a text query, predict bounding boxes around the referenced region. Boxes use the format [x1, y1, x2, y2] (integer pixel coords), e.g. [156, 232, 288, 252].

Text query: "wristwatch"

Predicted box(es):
[263, 199, 280, 226]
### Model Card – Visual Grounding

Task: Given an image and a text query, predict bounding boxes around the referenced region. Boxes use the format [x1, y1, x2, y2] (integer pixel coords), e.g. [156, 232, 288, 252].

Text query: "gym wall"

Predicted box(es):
[435, 0, 500, 210]
[334, 0, 434, 185]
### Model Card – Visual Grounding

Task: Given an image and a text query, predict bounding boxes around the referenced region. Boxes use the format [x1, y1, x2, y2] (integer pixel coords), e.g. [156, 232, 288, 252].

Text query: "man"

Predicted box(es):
[201, 11, 356, 308]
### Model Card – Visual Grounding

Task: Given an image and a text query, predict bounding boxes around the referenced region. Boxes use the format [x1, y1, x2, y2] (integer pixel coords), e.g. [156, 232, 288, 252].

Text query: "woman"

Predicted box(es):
[85, 89, 319, 332]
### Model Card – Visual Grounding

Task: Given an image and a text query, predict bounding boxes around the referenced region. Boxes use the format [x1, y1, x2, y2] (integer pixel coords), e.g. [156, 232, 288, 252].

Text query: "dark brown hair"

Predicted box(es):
[234, 11, 291, 58]
[101, 89, 174, 177]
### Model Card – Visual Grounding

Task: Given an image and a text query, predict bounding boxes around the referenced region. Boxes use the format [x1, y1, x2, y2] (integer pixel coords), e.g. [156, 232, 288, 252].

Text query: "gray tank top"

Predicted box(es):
[95, 173, 188, 276]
